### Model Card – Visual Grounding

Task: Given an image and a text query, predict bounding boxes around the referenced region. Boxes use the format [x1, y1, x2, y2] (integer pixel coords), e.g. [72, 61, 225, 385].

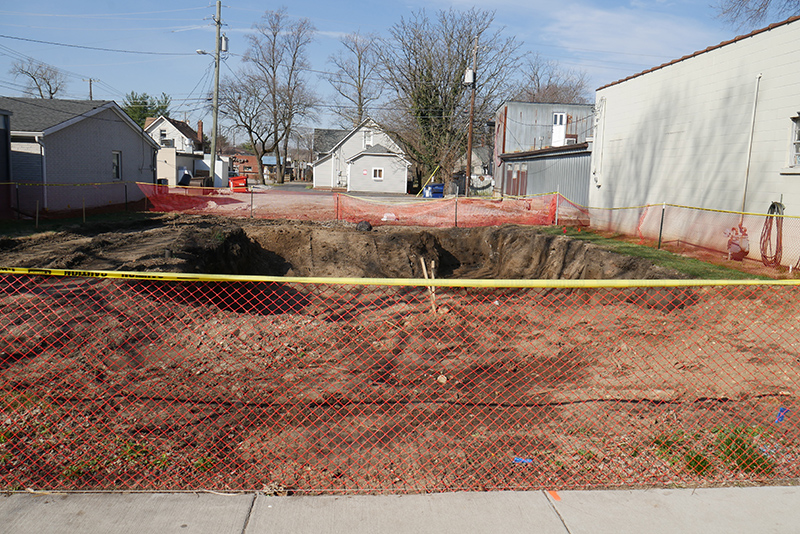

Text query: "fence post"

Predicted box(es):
[15, 183, 20, 220]
[250, 190, 254, 218]
[455, 186, 459, 228]
[555, 186, 560, 226]
[657, 202, 666, 249]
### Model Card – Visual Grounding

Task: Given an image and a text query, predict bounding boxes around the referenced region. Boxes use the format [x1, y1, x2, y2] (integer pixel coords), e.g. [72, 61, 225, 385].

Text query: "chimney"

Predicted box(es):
[197, 120, 203, 142]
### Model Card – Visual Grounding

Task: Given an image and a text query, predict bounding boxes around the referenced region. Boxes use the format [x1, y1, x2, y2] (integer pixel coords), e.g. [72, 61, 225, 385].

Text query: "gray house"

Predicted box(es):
[0, 97, 158, 216]
[313, 119, 411, 194]
[494, 101, 594, 202]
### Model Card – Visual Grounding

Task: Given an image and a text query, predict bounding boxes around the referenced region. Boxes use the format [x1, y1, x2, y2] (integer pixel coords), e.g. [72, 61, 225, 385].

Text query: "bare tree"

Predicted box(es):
[512, 54, 590, 104]
[326, 31, 383, 128]
[10, 59, 67, 99]
[714, 0, 800, 26]
[379, 8, 522, 182]
[218, 74, 276, 181]
[244, 8, 317, 183]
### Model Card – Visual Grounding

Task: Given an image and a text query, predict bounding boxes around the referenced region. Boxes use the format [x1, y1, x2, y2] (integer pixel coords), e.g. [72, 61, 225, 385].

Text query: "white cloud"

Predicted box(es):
[535, 3, 730, 87]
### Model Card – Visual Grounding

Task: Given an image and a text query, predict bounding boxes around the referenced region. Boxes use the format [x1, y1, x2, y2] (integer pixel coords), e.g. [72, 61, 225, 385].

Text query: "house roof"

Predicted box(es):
[347, 144, 411, 166]
[313, 128, 349, 154]
[599, 15, 800, 91]
[145, 115, 199, 141]
[0, 96, 116, 132]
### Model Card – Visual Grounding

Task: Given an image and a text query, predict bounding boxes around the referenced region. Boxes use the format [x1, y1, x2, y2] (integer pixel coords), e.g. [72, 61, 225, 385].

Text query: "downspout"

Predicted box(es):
[501, 106, 508, 197]
[36, 135, 47, 211]
[740, 73, 762, 224]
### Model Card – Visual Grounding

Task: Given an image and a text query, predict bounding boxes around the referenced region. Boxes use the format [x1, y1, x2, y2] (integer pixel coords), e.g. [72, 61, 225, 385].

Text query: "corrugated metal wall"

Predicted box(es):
[502, 150, 591, 206]
[497, 102, 594, 154]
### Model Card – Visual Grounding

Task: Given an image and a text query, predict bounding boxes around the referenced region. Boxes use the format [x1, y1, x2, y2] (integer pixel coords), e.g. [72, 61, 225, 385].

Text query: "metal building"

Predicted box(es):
[494, 101, 594, 202]
[499, 142, 592, 206]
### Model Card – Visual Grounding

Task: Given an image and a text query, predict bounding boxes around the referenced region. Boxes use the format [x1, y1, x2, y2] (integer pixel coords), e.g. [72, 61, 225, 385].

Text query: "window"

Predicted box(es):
[553, 113, 565, 126]
[112, 151, 122, 180]
[159, 129, 167, 140]
[372, 168, 384, 180]
[793, 118, 800, 166]
[363, 130, 373, 148]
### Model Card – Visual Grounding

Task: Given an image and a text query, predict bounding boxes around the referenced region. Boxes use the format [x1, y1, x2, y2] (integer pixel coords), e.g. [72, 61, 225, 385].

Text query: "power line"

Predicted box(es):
[0, 7, 209, 18]
[0, 34, 197, 56]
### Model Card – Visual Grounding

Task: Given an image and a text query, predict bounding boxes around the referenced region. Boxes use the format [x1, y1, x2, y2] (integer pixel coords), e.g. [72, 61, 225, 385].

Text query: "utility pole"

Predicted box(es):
[465, 35, 478, 198]
[82, 78, 98, 100]
[207, 0, 222, 188]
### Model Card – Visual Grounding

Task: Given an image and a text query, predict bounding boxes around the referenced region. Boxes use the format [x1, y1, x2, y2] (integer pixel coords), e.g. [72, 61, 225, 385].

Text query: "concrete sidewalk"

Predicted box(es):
[1, 486, 798, 534]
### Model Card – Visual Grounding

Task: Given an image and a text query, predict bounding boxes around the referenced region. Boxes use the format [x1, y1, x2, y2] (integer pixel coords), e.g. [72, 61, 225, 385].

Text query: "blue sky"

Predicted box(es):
[0, 1, 749, 129]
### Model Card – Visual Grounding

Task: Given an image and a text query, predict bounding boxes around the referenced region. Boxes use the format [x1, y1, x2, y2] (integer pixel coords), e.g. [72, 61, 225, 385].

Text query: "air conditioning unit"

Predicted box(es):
[160, 139, 175, 148]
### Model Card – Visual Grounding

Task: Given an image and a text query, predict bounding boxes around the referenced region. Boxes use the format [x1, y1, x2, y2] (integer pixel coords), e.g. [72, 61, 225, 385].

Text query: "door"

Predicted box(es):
[552, 112, 566, 147]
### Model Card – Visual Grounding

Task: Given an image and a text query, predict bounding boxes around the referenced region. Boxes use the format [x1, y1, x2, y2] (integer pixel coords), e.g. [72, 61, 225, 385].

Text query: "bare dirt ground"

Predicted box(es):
[1, 214, 798, 493]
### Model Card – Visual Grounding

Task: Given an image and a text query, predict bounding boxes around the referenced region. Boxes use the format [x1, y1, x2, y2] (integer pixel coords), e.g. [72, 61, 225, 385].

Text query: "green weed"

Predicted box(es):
[193, 456, 215, 472]
[62, 459, 98, 479]
[119, 441, 149, 463]
[714, 427, 775, 475]
[684, 451, 713, 476]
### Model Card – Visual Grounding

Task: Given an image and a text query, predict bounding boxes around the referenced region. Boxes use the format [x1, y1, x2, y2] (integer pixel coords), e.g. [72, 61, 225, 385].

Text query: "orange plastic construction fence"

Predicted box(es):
[136, 184, 590, 229]
[1, 270, 798, 493]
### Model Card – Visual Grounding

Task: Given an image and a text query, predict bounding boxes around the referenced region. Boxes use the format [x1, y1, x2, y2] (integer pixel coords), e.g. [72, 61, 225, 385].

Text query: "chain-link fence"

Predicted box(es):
[1, 269, 798, 493]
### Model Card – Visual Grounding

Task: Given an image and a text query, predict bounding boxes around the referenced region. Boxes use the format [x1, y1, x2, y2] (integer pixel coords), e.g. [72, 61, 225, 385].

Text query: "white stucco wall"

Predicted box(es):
[591, 19, 800, 218]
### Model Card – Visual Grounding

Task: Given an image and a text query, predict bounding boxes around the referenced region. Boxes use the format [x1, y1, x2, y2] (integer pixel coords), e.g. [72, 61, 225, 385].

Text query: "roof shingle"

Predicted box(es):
[0, 97, 114, 132]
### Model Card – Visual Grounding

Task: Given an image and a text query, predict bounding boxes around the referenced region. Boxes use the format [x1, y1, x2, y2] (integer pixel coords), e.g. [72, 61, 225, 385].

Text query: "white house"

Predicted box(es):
[144, 116, 204, 186]
[312, 119, 411, 194]
[0, 97, 158, 216]
[590, 16, 800, 225]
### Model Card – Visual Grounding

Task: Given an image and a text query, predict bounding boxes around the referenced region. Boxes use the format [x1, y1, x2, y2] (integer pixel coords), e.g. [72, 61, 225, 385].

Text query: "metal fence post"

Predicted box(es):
[15, 183, 20, 220]
[657, 202, 666, 249]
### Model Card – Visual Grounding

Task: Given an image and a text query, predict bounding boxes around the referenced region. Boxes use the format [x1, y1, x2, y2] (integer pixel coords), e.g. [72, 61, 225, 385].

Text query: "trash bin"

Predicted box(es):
[422, 183, 444, 198]
[229, 176, 248, 193]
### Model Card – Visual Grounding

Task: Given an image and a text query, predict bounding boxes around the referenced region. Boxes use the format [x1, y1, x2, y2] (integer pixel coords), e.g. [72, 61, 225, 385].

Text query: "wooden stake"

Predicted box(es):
[420, 257, 437, 314]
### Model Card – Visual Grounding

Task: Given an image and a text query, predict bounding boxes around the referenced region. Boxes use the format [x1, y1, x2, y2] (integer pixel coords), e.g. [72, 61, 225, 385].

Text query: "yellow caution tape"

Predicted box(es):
[0, 266, 793, 288]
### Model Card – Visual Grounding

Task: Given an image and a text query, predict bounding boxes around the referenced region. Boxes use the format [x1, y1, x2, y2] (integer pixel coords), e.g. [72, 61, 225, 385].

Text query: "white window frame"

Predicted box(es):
[792, 117, 800, 167]
[363, 130, 374, 149]
[372, 167, 384, 181]
[112, 151, 122, 181]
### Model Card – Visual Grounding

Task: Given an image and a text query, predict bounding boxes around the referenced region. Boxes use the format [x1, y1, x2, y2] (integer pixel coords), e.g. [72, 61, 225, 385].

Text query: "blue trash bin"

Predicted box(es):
[422, 183, 444, 198]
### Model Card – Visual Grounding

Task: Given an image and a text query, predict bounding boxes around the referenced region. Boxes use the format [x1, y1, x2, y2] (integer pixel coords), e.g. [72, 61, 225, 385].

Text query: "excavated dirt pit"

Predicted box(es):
[3, 214, 798, 493]
[0, 213, 686, 280]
